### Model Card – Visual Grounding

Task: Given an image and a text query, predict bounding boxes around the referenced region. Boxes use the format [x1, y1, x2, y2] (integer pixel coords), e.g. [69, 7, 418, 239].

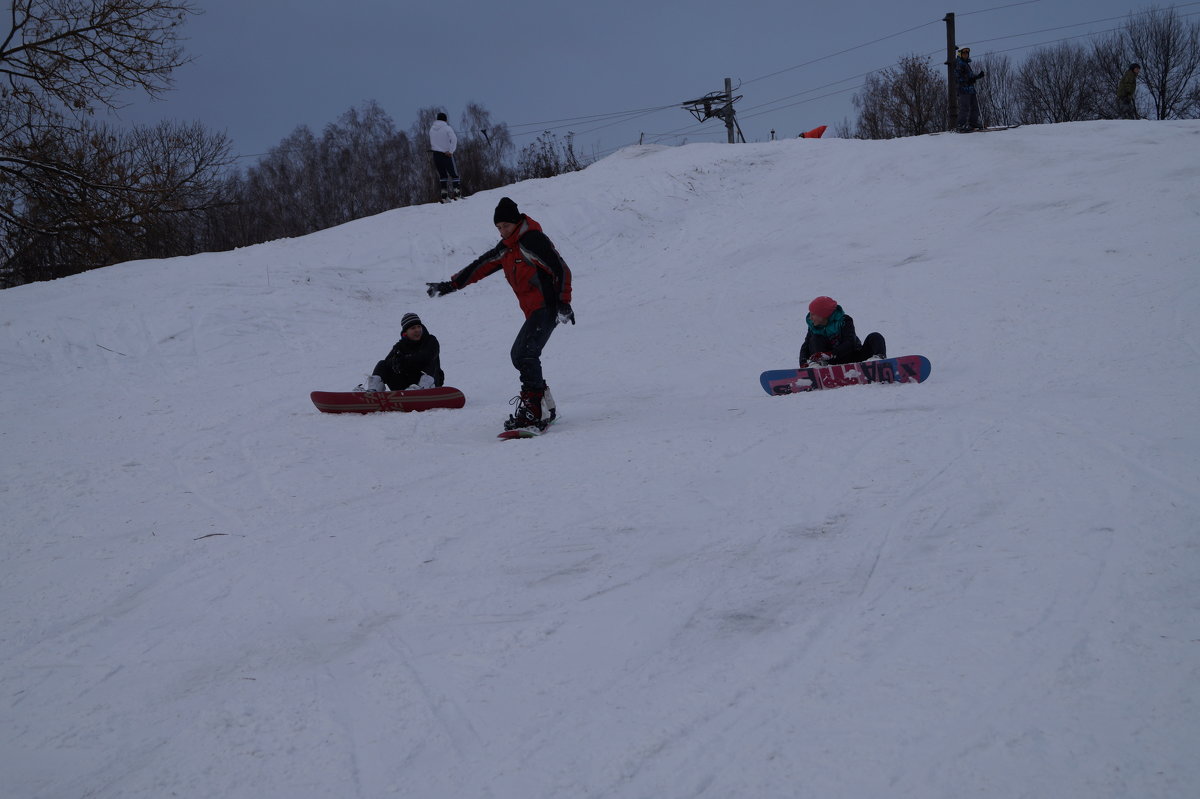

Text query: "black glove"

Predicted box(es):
[977, 70, 986, 79]
[426, 281, 455, 298]
[556, 302, 575, 325]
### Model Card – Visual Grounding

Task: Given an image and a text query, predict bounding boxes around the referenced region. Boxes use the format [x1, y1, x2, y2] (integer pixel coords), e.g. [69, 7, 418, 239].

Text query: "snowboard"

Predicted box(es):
[760, 355, 931, 395]
[498, 418, 557, 440]
[929, 124, 1021, 136]
[310, 386, 465, 414]
[961, 124, 1021, 133]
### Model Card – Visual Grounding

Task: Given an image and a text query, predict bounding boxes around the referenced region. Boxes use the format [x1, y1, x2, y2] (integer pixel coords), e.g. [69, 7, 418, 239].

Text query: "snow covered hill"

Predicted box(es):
[2, 120, 1198, 799]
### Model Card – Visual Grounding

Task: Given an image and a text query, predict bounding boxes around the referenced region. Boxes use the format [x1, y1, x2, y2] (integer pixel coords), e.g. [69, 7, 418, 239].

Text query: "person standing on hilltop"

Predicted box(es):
[955, 47, 986, 133]
[429, 111, 462, 202]
[1117, 63, 1141, 120]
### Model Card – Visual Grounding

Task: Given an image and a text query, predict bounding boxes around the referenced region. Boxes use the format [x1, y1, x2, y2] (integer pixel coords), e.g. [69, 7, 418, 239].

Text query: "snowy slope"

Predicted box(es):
[2, 120, 1199, 799]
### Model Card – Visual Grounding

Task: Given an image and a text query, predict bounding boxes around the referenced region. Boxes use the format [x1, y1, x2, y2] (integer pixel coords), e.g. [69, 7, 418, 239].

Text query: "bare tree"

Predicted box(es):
[1124, 5, 1200, 119]
[241, 125, 322, 241]
[2, 118, 231, 284]
[974, 53, 1020, 127]
[318, 101, 411, 222]
[1, 0, 235, 286]
[1, 0, 195, 114]
[850, 54, 946, 139]
[1087, 32, 1133, 119]
[1015, 41, 1097, 123]
[455, 102, 517, 194]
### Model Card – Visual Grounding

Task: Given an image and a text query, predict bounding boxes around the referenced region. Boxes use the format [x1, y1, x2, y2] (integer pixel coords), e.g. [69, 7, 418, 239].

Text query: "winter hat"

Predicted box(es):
[401, 312, 423, 333]
[436, 112, 448, 121]
[808, 296, 838, 318]
[1129, 63, 1141, 70]
[493, 197, 522, 225]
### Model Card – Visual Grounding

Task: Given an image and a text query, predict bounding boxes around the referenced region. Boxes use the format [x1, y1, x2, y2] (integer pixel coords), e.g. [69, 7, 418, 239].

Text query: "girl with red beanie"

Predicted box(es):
[799, 296, 886, 367]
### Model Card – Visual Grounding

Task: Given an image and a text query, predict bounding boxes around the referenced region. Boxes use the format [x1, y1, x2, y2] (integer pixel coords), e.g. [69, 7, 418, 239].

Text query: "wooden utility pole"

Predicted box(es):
[724, 78, 736, 143]
[944, 13, 958, 131]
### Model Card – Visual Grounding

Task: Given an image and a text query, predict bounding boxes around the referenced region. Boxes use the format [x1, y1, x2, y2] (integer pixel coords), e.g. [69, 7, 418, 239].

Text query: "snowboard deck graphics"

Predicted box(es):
[311, 386, 466, 414]
[760, 355, 931, 395]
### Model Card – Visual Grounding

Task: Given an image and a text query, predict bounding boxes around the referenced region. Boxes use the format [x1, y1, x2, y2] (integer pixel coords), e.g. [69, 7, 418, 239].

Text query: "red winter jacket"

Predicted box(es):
[449, 215, 572, 319]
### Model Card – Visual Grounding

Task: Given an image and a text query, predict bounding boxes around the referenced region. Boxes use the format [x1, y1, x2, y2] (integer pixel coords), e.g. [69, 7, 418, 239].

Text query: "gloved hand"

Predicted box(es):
[977, 70, 986, 79]
[426, 281, 455, 298]
[805, 352, 833, 367]
[416, 374, 436, 389]
[556, 302, 575, 326]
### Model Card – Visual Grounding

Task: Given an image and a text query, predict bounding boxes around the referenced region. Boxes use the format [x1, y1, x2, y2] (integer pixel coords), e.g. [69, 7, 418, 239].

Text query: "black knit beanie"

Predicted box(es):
[493, 197, 522, 225]
[401, 312, 423, 333]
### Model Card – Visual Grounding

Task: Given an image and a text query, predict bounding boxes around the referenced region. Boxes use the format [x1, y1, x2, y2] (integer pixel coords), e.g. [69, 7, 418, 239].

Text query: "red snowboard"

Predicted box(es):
[311, 387, 465, 414]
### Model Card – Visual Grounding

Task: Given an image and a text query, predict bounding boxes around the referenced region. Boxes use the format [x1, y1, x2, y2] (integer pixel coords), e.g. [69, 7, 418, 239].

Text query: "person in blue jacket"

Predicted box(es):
[955, 47, 986, 132]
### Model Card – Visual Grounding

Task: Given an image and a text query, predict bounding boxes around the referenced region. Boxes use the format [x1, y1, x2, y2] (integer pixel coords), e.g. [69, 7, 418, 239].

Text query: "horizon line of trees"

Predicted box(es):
[0, 1, 586, 288]
[3, 2, 1197, 288]
[842, 5, 1200, 139]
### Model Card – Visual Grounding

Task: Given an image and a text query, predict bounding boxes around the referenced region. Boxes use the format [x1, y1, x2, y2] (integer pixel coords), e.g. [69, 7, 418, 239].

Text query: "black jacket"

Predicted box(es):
[799, 313, 863, 366]
[382, 332, 444, 387]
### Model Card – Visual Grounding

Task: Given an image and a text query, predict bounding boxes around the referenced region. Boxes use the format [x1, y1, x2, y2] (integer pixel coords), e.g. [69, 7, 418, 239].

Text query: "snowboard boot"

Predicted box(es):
[355, 375, 384, 392]
[504, 388, 554, 431]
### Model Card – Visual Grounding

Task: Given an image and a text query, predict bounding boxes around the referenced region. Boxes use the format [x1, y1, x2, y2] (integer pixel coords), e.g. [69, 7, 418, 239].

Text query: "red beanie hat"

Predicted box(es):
[809, 296, 838, 318]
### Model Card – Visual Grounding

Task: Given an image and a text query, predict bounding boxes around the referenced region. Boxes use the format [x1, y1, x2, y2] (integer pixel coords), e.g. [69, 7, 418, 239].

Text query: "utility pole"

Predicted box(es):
[724, 78, 736, 143]
[944, 12, 958, 131]
[681, 79, 745, 143]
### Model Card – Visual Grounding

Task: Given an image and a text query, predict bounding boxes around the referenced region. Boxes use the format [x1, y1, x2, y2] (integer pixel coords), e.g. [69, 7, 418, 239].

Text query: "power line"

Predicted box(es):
[233, 2, 1200, 162]
[959, 0, 1044, 18]
[506, 103, 680, 132]
[738, 20, 941, 86]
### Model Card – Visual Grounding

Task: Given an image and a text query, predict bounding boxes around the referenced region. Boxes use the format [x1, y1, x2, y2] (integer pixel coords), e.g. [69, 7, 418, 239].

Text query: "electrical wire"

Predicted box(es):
[234, 2, 1200, 161]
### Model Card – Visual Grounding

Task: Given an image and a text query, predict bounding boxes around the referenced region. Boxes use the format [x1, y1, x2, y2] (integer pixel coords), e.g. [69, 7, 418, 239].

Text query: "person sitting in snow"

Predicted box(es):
[799, 296, 886, 367]
[425, 196, 573, 432]
[361, 312, 445, 392]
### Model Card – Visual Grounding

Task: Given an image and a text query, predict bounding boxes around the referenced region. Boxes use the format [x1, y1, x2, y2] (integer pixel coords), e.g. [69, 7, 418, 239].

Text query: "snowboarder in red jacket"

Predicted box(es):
[426, 197, 574, 431]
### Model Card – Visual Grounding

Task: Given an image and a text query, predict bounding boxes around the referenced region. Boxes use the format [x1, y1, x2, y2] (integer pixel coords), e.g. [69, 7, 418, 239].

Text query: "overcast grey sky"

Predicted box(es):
[110, 1, 1178, 162]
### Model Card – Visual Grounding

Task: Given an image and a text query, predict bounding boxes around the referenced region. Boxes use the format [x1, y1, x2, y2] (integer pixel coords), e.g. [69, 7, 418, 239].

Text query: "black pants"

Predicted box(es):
[511, 307, 556, 391]
[860, 332, 886, 360]
[374, 360, 442, 391]
[431, 152, 460, 194]
[957, 92, 982, 130]
[832, 332, 886, 364]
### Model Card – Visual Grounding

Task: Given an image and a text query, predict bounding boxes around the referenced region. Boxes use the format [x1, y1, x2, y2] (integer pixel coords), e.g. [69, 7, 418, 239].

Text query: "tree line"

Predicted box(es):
[0, 1, 587, 288]
[844, 6, 1200, 139]
[4, 2, 1197, 287]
